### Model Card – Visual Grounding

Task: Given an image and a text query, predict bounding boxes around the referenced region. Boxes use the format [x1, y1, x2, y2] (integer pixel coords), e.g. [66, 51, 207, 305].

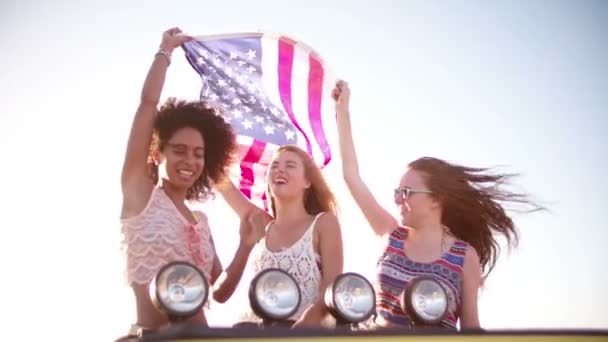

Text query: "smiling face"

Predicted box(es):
[156, 126, 205, 190]
[394, 168, 440, 228]
[266, 150, 311, 202]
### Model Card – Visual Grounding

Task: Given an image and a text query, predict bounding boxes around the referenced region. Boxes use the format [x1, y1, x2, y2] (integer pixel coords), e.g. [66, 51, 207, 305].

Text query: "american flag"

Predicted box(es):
[182, 32, 337, 209]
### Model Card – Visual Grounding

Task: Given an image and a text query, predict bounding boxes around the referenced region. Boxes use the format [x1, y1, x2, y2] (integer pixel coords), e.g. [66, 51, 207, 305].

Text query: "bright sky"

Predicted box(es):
[1, 0, 607, 341]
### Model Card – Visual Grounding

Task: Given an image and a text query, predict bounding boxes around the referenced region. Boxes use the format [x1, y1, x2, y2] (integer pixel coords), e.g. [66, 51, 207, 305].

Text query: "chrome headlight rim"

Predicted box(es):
[150, 261, 209, 318]
[248, 268, 302, 321]
[325, 272, 377, 324]
[401, 276, 448, 325]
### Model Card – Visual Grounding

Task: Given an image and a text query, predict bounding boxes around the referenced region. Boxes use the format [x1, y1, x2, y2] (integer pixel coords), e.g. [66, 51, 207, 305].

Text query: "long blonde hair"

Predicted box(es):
[267, 145, 338, 218]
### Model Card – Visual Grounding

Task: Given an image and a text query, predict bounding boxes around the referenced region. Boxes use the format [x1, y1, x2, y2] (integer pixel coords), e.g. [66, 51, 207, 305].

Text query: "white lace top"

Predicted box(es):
[120, 187, 216, 286]
[242, 212, 325, 321]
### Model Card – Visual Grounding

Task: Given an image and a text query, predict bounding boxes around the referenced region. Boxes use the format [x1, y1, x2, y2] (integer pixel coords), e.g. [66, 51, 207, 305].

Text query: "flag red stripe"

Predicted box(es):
[277, 38, 313, 155]
[239, 140, 267, 199]
[307, 54, 331, 167]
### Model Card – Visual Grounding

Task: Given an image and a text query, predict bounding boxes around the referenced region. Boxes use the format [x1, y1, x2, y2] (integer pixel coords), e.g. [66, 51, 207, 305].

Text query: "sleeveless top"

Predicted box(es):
[241, 212, 325, 321]
[120, 186, 216, 286]
[375, 226, 468, 329]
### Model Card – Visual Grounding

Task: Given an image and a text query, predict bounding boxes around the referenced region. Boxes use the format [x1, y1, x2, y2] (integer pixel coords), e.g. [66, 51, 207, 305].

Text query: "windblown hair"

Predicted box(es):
[268, 145, 338, 218]
[148, 98, 237, 201]
[409, 157, 544, 280]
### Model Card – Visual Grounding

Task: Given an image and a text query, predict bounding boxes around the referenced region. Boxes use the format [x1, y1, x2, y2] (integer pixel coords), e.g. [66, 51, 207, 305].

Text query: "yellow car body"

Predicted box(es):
[132, 326, 608, 342]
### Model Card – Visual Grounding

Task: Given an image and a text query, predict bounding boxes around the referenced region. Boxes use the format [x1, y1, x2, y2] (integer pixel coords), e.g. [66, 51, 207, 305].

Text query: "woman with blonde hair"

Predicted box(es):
[215, 144, 344, 327]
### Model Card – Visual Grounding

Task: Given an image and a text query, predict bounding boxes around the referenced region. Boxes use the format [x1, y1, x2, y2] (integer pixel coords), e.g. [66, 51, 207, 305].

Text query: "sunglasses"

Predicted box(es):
[394, 186, 433, 201]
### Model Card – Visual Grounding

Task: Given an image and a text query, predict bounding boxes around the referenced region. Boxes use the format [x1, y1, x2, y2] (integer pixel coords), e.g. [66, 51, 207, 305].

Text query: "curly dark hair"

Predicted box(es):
[408, 157, 545, 280]
[148, 97, 237, 201]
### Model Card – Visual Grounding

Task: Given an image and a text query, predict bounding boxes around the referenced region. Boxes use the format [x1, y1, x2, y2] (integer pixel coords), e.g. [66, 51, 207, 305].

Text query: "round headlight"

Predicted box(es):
[325, 272, 376, 324]
[401, 276, 448, 325]
[248, 268, 301, 321]
[150, 261, 209, 318]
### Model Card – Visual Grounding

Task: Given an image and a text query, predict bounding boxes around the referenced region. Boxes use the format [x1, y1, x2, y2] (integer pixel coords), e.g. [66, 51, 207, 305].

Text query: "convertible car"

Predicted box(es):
[115, 261, 607, 342]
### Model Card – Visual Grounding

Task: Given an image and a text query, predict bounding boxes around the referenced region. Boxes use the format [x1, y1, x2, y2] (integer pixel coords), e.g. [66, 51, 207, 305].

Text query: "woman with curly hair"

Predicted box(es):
[120, 28, 260, 334]
[332, 80, 543, 330]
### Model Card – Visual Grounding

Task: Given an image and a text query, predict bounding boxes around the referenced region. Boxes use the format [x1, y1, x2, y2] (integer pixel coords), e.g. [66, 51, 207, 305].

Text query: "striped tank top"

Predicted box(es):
[375, 226, 468, 329]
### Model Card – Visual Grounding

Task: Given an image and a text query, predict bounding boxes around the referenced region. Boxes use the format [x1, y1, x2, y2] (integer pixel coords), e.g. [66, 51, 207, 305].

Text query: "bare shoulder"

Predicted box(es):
[313, 212, 343, 260]
[193, 210, 209, 224]
[463, 244, 481, 274]
[315, 211, 340, 229]
[312, 212, 342, 242]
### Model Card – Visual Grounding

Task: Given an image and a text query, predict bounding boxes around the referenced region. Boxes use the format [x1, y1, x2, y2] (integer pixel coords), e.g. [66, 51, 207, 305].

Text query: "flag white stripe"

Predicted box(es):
[290, 42, 325, 164]
[319, 71, 338, 167]
[259, 34, 293, 145]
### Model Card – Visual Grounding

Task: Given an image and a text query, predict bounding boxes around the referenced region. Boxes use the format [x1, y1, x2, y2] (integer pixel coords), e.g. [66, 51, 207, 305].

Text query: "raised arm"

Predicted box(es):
[333, 81, 397, 236]
[215, 176, 268, 220]
[210, 174, 273, 303]
[212, 210, 267, 303]
[120, 28, 192, 203]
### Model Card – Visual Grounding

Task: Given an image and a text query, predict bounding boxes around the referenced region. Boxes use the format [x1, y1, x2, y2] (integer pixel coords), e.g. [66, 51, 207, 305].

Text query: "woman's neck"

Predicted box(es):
[408, 216, 445, 242]
[273, 197, 310, 225]
[160, 180, 188, 203]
